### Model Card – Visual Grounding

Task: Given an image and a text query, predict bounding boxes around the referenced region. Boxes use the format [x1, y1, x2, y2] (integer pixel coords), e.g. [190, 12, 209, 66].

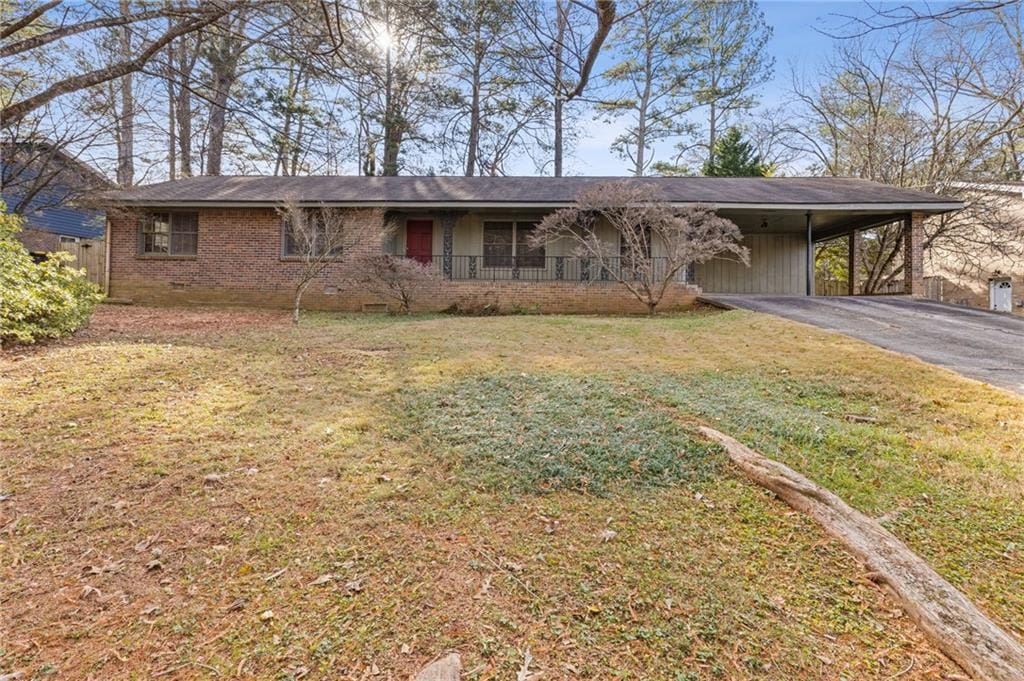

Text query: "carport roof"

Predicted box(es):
[102, 175, 962, 212]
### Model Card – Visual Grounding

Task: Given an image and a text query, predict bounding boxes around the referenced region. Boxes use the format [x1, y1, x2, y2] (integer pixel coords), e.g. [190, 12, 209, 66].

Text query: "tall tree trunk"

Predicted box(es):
[176, 38, 193, 177]
[707, 100, 717, 167]
[274, 64, 296, 176]
[165, 34, 176, 179]
[464, 17, 484, 177]
[382, 120, 402, 176]
[205, 15, 245, 176]
[381, 47, 401, 176]
[464, 65, 481, 176]
[206, 70, 233, 175]
[289, 70, 309, 175]
[116, 0, 134, 187]
[552, 0, 567, 178]
[553, 98, 563, 177]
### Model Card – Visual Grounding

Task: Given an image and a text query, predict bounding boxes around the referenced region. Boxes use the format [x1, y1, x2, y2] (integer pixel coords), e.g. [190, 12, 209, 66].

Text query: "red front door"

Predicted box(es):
[406, 220, 433, 265]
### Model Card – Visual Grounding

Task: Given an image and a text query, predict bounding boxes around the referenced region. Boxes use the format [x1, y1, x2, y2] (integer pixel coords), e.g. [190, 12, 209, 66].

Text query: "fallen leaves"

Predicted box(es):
[225, 597, 246, 612]
[263, 567, 287, 582]
[308, 573, 335, 587]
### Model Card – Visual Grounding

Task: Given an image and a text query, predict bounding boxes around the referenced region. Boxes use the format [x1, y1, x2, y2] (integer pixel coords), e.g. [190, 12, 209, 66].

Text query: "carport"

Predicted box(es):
[696, 186, 962, 296]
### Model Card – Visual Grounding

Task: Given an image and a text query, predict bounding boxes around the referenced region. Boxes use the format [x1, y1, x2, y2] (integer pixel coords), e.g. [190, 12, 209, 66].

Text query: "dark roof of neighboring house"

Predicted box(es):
[947, 180, 1024, 198]
[2, 141, 112, 239]
[101, 175, 962, 212]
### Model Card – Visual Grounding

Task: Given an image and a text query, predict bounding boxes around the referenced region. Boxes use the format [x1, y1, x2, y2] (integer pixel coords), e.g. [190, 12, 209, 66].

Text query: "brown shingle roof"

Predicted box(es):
[101, 175, 961, 211]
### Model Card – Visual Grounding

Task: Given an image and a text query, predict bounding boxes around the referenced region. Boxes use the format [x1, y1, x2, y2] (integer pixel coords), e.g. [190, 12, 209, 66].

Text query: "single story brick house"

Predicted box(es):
[100, 176, 961, 313]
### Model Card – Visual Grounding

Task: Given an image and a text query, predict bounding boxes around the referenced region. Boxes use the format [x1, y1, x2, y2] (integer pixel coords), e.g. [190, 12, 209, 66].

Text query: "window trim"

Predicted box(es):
[482, 219, 546, 269]
[137, 210, 199, 258]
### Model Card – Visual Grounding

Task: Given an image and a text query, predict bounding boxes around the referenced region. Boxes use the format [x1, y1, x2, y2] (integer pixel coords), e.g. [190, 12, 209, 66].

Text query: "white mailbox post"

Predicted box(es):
[989, 275, 1013, 313]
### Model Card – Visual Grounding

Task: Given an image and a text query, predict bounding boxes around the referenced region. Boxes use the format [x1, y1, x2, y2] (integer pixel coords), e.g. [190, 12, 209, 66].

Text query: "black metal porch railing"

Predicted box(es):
[411, 255, 693, 283]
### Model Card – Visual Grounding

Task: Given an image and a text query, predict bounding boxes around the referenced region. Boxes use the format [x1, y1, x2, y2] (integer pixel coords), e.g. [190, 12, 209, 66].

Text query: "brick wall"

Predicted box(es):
[108, 208, 699, 314]
[904, 212, 925, 296]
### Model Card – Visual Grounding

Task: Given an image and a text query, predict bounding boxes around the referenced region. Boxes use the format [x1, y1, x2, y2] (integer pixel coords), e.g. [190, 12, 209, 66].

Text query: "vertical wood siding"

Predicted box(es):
[696, 233, 807, 294]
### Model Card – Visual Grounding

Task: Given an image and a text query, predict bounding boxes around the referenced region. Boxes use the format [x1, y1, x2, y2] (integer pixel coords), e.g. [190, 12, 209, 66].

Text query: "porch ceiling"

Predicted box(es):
[719, 208, 908, 238]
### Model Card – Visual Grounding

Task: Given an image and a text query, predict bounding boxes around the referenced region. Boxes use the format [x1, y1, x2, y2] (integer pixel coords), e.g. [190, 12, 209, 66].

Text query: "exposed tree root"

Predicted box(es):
[698, 426, 1024, 681]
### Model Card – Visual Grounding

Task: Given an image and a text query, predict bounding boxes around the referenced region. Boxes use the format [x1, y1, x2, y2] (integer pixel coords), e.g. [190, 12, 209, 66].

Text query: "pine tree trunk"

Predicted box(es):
[381, 46, 401, 176]
[116, 0, 134, 187]
[166, 40, 176, 180]
[176, 39, 193, 177]
[464, 67, 481, 176]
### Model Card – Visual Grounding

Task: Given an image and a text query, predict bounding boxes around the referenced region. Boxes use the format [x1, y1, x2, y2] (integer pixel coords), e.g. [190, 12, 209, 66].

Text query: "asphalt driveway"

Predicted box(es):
[701, 295, 1024, 395]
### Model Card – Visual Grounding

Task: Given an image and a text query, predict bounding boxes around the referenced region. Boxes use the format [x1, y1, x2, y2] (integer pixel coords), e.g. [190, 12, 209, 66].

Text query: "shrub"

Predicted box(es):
[348, 253, 437, 314]
[0, 207, 102, 346]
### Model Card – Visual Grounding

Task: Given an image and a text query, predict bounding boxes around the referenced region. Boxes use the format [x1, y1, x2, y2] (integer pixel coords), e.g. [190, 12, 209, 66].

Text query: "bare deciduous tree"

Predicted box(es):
[529, 181, 749, 313]
[277, 200, 347, 324]
[786, 30, 1024, 291]
[1, 2, 236, 125]
[515, 0, 616, 176]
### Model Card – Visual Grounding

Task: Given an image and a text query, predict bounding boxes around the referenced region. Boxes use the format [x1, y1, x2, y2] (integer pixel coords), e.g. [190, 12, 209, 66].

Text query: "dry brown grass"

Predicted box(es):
[2, 304, 1021, 680]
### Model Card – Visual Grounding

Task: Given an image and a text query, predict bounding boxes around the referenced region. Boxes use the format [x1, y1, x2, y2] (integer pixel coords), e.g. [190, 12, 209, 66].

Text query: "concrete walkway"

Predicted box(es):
[700, 295, 1024, 395]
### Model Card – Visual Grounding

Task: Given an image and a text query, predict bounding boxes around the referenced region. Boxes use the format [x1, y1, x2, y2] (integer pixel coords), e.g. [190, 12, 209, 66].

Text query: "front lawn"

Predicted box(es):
[2, 305, 1021, 679]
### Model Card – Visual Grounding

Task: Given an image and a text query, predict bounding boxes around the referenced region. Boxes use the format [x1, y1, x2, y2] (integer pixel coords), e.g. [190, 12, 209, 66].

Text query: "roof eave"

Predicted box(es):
[102, 199, 965, 213]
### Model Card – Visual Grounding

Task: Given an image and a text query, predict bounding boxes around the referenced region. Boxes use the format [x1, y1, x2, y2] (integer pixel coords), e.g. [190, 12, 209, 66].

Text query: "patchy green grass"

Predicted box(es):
[1, 305, 1022, 680]
[398, 373, 721, 495]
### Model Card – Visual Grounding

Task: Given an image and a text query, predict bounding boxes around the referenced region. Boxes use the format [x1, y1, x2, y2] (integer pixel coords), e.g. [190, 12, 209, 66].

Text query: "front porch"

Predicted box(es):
[385, 208, 927, 297]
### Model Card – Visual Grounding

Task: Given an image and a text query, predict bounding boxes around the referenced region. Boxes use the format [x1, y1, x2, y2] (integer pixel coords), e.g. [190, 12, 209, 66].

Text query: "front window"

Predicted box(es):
[282, 209, 343, 257]
[140, 211, 198, 255]
[483, 220, 545, 268]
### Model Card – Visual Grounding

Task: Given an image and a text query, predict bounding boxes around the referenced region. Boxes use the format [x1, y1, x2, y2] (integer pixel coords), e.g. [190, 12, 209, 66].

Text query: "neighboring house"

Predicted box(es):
[101, 176, 960, 314]
[1, 142, 112, 285]
[928, 181, 1024, 314]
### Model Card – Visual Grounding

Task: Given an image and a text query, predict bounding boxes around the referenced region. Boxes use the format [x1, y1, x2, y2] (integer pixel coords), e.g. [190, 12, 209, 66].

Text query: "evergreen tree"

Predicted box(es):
[701, 127, 771, 176]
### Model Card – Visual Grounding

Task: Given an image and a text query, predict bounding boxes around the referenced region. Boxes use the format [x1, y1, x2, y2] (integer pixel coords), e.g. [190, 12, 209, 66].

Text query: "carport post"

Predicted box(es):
[903, 212, 925, 296]
[805, 212, 813, 296]
[848, 229, 862, 296]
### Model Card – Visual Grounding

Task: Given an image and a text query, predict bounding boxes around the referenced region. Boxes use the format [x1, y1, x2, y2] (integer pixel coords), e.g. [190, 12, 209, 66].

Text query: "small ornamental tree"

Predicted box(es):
[529, 181, 750, 314]
[349, 254, 437, 313]
[278, 200, 347, 324]
[347, 216, 437, 313]
[1, 205, 102, 346]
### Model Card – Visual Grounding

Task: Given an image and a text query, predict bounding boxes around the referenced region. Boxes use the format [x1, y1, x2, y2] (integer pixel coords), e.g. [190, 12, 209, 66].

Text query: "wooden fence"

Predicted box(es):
[814, 276, 944, 300]
[59, 238, 106, 290]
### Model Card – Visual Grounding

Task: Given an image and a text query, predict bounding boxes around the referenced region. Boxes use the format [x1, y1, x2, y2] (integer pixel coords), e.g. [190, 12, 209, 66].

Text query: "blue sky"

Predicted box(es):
[559, 0, 920, 176]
